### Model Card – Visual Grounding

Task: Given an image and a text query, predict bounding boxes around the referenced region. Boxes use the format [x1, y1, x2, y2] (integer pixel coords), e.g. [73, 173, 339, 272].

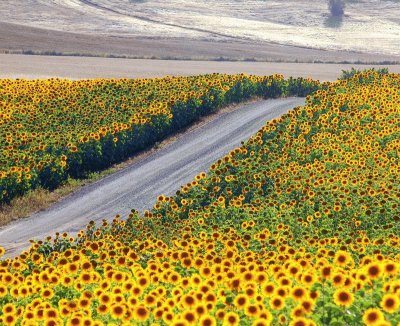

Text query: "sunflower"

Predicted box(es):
[275, 286, 290, 298]
[144, 294, 157, 307]
[134, 306, 149, 322]
[199, 315, 216, 326]
[252, 318, 271, 326]
[334, 250, 353, 267]
[78, 298, 90, 310]
[96, 304, 108, 315]
[278, 277, 292, 287]
[2, 303, 16, 315]
[66, 316, 82, 326]
[290, 306, 305, 319]
[291, 286, 307, 302]
[333, 289, 354, 308]
[215, 309, 225, 321]
[261, 282, 276, 297]
[99, 293, 112, 305]
[182, 294, 197, 309]
[300, 299, 314, 313]
[245, 304, 259, 317]
[362, 308, 384, 325]
[41, 288, 54, 300]
[137, 276, 150, 288]
[366, 263, 383, 280]
[0, 285, 7, 298]
[301, 273, 315, 286]
[383, 261, 398, 276]
[224, 312, 240, 326]
[44, 319, 62, 326]
[45, 309, 58, 319]
[194, 304, 207, 317]
[182, 310, 197, 324]
[289, 317, 311, 326]
[320, 265, 333, 280]
[150, 308, 163, 321]
[233, 294, 248, 309]
[110, 304, 126, 319]
[332, 273, 345, 287]
[3, 315, 16, 326]
[270, 296, 285, 310]
[172, 320, 189, 326]
[163, 312, 175, 324]
[23, 311, 36, 320]
[380, 294, 399, 313]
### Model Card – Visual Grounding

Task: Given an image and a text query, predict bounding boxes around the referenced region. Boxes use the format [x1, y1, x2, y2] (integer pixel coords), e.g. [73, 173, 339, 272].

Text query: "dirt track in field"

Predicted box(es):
[0, 98, 304, 257]
[2, 54, 400, 81]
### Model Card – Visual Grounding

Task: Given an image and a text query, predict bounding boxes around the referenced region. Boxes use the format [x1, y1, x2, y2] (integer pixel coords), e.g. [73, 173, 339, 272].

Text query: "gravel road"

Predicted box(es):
[0, 98, 304, 257]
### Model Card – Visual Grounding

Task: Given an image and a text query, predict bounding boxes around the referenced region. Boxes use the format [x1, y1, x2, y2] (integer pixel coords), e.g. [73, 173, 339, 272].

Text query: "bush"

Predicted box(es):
[339, 67, 389, 80]
[329, 0, 345, 17]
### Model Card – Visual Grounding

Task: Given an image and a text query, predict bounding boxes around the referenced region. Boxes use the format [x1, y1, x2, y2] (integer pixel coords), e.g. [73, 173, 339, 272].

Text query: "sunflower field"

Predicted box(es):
[0, 74, 318, 204]
[0, 70, 399, 325]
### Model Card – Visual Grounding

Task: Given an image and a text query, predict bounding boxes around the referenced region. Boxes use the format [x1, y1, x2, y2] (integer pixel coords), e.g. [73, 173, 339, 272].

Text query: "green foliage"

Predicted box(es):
[339, 67, 389, 80]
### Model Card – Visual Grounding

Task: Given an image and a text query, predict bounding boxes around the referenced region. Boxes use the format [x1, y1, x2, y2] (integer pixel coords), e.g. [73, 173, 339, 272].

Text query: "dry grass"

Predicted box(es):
[0, 152, 158, 227]
[0, 189, 56, 226]
[0, 168, 122, 227]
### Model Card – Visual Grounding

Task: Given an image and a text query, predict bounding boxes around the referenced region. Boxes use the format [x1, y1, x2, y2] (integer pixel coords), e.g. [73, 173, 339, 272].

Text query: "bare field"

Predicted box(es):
[1, 0, 400, 63]
[2, 22, 399, 64]
[1, 1, 400, 55]
[2, 54, 400, 81]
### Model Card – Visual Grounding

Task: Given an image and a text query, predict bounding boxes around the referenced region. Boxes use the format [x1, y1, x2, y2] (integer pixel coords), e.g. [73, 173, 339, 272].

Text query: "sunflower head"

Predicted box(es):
[380, 294, 399, 313]
[362, 308, 384, 326]
[333, 289, 354, 308]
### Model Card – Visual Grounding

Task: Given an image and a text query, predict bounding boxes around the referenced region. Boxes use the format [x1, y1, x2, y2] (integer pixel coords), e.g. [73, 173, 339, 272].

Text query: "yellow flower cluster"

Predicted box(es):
[156, 73, 399, 232]
[1, 73, 302, 203]
[0, 71, 399, 325]
[0, 215, 399, 325]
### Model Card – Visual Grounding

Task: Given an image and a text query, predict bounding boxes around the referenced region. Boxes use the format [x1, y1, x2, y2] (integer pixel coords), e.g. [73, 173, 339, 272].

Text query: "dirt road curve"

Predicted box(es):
[0, 98, 304, 257]
[2, 54, 400, 81]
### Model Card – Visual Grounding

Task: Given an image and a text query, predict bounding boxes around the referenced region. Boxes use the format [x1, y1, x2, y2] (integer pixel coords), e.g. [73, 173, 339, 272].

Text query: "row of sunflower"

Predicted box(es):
[0, 74, 318, 204]
[0, 70, 399, 325]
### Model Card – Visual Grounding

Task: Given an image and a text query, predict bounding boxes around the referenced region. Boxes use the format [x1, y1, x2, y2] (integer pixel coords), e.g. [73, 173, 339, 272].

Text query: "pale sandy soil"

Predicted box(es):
[1, 0, 400, 62]
[1, 54, 400, 81]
